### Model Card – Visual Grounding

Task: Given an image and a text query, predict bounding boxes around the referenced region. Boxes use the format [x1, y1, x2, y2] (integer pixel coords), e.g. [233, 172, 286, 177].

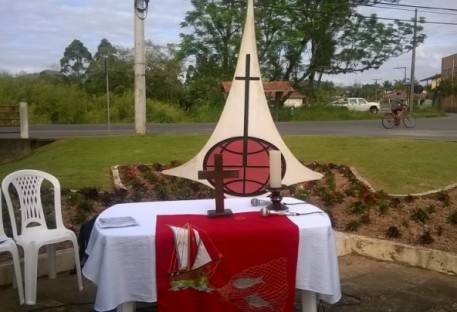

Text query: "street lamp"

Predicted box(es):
[105, 56, 111, 135]
[134, 0, 149, 19]
[393, 66, 407, 83]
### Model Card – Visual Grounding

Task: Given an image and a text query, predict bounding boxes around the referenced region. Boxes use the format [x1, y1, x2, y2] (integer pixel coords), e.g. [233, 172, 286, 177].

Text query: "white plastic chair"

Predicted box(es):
[0, 188, 25, 305]
[1, 169, 83, 305]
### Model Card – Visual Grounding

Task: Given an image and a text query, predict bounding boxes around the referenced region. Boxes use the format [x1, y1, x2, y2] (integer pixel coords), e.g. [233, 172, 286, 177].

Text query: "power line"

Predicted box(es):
[373, 4, 457, 16]
[257, 2, 457, 26]
[255, 4, 457, 27]
[371, 1, 457, 13]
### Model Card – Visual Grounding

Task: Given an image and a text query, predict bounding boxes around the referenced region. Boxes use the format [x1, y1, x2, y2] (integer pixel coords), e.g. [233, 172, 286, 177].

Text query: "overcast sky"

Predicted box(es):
[1, 0, 456, 86]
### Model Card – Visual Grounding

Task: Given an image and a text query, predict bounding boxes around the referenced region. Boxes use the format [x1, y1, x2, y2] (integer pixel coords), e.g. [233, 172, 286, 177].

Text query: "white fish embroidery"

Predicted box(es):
[245, 294, 273, 309]
[233, 276, 264, 289]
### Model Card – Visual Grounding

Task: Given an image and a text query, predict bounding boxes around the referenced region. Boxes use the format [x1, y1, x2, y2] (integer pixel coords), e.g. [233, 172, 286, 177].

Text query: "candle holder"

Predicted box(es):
[266, 185, 288, 211]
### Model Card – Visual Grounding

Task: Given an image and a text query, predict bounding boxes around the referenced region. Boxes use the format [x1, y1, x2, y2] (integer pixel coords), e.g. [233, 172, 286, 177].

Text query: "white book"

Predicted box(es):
[98, 216, 138, 228]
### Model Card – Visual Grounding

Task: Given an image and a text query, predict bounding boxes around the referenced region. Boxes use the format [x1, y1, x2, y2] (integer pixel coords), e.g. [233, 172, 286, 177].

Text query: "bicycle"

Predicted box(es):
[382, 108, 416, 129]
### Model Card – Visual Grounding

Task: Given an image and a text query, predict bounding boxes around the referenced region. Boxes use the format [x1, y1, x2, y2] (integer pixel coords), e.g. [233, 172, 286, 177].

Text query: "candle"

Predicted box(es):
[269, 150, 282, 188]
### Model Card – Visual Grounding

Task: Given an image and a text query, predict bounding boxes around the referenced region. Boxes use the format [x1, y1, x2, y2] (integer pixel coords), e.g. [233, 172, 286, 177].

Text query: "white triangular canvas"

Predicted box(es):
[162, 0, 322, 196]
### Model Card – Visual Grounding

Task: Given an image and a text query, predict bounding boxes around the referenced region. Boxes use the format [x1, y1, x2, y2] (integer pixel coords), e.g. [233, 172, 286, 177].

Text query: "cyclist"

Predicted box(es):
[390, 92, 406, 125]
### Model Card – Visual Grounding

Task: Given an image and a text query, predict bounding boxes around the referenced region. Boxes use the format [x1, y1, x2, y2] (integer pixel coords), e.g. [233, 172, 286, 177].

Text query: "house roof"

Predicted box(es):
[288, 91, 305, 99]
[420, 73, 441, 82]
[383, 90, 427, 100]
[221, 81, 294, 93]
[384, 91, 408, 100]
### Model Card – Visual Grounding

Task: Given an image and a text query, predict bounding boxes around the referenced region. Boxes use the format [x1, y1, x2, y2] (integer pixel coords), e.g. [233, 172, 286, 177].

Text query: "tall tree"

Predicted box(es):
[85, 39, 131, 96]
[59, 39, 93, 82]
[179, 0, 425, 101]
[144, 41, 185, 103]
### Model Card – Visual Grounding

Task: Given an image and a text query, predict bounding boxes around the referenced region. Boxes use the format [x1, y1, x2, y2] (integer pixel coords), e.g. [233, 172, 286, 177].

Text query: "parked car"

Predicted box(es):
[330, 97, 380, 113]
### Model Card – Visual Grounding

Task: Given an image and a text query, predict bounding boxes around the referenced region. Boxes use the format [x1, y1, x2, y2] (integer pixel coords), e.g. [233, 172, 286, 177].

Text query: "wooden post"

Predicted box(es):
[198, 154, 239, 217]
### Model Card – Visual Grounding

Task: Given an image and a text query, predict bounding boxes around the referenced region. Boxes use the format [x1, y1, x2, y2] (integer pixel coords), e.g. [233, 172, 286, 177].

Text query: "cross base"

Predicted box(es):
[207, 209, 233, 218]
[266, 202, 288, 212]
[267, 186, 288, 211]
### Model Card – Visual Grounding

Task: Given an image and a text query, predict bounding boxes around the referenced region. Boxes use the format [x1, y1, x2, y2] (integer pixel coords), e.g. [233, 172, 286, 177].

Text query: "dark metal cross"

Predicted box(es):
[235, 54, 260, 139]
[198, 154, 239, 218]
[235, 54, 261, 194]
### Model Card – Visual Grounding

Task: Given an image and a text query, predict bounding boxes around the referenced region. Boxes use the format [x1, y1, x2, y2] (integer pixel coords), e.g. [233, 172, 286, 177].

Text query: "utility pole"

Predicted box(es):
[105, 56, 111, 135]
[134, 0, 149, 135]
[409, 8, 418, 113]
[372, 78, 380, 102]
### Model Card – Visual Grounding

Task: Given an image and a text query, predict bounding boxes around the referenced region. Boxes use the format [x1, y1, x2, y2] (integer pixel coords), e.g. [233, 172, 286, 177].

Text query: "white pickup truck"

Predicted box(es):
[330, 97, 380, 113]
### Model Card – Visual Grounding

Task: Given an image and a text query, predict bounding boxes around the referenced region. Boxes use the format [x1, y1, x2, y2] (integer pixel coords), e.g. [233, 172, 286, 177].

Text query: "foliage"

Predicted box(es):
[417, 231, 434, 245]
[448, 210, 457, 225]
[344, 219, 362, 232]
[60, 39, 93, 83]
[435, 190, 451, 207]
[385, 226, 401, 238]
[179, 0, 425, 101]
[435, 77, 457, 98]
[410, 208, 431, 224]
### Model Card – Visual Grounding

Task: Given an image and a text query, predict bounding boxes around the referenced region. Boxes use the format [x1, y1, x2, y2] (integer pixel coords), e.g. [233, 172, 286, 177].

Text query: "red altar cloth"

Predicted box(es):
[155, 212, 299, 312]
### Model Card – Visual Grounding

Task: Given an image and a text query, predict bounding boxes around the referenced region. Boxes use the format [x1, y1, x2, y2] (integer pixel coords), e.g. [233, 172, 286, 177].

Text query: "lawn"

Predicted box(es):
[1, 135, 456, 195]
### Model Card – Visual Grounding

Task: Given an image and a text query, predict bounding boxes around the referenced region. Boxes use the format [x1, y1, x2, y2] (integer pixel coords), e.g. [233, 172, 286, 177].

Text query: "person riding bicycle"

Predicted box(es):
[390, 92, 406, 124]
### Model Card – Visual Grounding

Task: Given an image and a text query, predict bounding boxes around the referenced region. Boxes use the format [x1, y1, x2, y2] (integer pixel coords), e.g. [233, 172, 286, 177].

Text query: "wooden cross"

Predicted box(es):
[198, 154, 239, 218]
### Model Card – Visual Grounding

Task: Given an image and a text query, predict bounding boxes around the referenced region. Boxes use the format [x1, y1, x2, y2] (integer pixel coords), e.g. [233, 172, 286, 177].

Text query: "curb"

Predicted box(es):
[335, 232, 457, 276]
[111, 165, 126, 190]
[1, 232, 455, 286]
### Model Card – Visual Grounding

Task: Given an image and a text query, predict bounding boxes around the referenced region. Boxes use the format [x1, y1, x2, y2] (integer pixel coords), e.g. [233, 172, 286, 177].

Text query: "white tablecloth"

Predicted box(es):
[82, 197, 341, 311]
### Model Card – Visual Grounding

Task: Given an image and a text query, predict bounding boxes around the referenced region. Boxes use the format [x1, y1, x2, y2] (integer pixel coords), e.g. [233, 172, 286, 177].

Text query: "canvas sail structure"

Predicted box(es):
[162, 0, 322, 197]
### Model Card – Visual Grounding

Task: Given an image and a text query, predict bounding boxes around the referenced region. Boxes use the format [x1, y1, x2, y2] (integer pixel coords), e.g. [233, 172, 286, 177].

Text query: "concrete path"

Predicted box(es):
[1, 254, 456, 312]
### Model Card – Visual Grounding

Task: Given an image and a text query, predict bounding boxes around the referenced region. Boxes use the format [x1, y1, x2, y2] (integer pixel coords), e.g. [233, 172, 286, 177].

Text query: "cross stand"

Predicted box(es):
[198, 154, 239, 218]
[266, 185, 288, 211]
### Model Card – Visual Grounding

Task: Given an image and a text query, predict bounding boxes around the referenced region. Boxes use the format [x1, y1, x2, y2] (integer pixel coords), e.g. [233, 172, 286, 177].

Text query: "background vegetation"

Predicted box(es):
[0, 135, 456, 195]
[1, 0, 454, 124]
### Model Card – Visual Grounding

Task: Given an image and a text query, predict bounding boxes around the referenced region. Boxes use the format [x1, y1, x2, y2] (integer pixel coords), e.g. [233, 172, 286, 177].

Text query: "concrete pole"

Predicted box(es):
[409, 9, 417, 113]
[134, 3, 146, 134]
[19, 101, 28, 139]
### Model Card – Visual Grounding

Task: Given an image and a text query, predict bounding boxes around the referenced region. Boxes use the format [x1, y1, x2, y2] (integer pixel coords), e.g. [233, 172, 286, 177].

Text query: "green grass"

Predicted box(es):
[1, 135, 456, 194]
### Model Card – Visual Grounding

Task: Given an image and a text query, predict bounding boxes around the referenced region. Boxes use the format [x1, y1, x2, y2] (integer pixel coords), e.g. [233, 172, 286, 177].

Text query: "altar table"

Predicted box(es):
[82, 197, 341, 312]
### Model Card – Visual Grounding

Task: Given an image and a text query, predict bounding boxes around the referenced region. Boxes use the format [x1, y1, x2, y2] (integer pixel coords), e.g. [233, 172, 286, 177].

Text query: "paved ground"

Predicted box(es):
[1, 255, 456, 312]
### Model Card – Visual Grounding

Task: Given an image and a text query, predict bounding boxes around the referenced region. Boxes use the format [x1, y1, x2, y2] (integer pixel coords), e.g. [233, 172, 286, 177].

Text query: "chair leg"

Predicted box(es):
[23, 246, 39, 305]
[47, 245, 57, 279]
[10, 246, 25, 304]
[70, 237, 84, 291]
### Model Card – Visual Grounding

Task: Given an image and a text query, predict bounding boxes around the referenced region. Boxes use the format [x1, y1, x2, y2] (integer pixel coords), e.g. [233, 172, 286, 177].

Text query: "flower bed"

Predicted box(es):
[59, 161, 457, 255]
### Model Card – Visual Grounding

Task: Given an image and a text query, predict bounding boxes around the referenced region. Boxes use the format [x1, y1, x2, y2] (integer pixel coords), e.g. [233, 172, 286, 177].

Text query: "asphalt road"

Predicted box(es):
[1, 113, 456, 141]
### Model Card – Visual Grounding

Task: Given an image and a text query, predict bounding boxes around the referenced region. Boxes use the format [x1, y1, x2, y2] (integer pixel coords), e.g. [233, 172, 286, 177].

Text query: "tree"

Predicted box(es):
[60, 39, 93, 82]
[180, 0, 244, 77]
[144, 42, 185, 104]
[85, 39, 129, 96]
[179, 0, 425, 102]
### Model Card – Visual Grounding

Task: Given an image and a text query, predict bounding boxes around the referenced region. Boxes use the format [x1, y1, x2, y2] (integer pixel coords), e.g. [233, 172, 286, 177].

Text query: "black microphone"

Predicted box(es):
[250, 198, 270, 206]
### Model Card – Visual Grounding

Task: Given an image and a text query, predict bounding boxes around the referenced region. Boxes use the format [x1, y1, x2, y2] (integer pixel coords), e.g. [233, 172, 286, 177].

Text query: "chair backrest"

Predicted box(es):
[0, 187, 7, 237]
[1, 170, 64, 239]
